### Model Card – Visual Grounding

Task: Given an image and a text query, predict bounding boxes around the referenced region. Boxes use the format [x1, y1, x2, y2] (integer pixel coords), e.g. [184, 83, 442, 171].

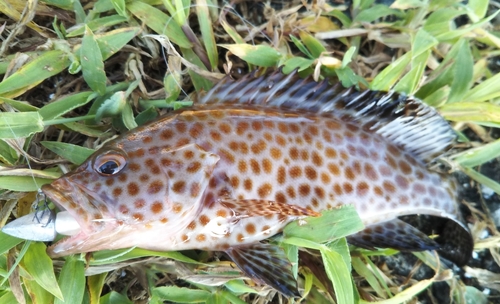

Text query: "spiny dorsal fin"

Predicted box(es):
[197, 70, 456, 162]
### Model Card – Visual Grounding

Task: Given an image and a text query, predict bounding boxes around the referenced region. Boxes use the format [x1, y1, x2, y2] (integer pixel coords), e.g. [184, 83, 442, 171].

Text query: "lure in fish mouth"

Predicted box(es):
[3, 70, 474, 297]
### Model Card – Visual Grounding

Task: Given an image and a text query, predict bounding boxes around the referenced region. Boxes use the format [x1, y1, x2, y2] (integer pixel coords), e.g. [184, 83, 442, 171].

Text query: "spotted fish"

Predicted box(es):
[41, 71, 473, 296]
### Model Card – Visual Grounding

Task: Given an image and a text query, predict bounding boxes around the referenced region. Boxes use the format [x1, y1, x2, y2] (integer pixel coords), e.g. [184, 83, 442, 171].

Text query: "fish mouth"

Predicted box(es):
[41, 179, 122, 258]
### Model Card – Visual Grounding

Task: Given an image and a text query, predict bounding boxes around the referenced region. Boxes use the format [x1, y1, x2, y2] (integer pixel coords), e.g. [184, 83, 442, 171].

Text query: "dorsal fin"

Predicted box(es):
[197, 70, 456, 162]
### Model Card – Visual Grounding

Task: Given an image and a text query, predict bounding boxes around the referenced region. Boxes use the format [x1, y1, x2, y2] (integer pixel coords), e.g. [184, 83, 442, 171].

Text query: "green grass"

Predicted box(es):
[0, 0, 499, 303]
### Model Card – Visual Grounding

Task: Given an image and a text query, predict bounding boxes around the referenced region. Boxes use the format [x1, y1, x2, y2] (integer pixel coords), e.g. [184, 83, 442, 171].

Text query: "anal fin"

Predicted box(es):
[220, 199, 320, 218]
[347, 219, 439, 251]
[226, 243, 300, 297]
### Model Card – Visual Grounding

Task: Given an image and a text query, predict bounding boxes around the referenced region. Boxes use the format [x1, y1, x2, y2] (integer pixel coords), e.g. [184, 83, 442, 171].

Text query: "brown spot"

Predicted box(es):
[383, 181, 396, 193]
[289, 147, 299, 160]
[278, 122, 289, 133]
[320, 172, 331, 184]
[176, 137, 190, 146]
[300, 149, 310, 161]
[236, 121, 249, 135]
[250, 159, 260, 175]
[129, 163, 141, 172]
[160, 217, 168, 223]
[322, 130, 332, 142]
[219, 148, 235, 163]
[325, 148, 337, 159]
[230, 176, 240, 188]
[299, 184, 311, 197]
[139, 174, 149, 182]
[210, 131, 222, 142]
[386, 155, 397, 169]
[343, 182, 353, 194]
[142, 136, 153, 144]
[307, 125, 319, 136]
[199, 215, 210, 226]
[133, 213, 144, 221]
[289, 166, 302, 179]
[189, 123, 203, 138]
[151, 201, 163, 214]
[263, 121, 275, 128]
[287, 186, 296, 198]
[399, 160, 412, 175]
[395, 175, 409, 190]
[428, 186, 437, 196]
[172, 181, 186, 193]
[137, 149, 146, 158]
[347, 144, 356, 156]
[312, 151, 323, 166]
[216, 209, 228, 218]
[187, 220, 196, 230]
[181, 234, 189, 242]
[160, 129, 174, 140]
[305, 166, 318, 180]
[277, 166, 286, 185]
[340, 151, 348, 161]
[239, 142, 249, 154]
[257, 183, 273, 198]
[238, 160, 247, 173]
[245, 223, 256, 235]
[404, 154, 418, 166]
[128, 182, 139, 196]
[344, 167, 355, 180]
[229, 141, 239, 152]
[219, 122, 232, 134]
[270, 147, 282, 160]
[413, 183, 426, 194]
[326, 121, 341, 130]
[148, 180, 164, 194]
[275, 135, 286, 146]
[190, 182, 201, 197]
[134, 199, 146, 209]
[173, 203, 183, 213]
[262, 225, 271, 233]
[379, 165, 392, 177]
[237, 233, 245, 242]
[328, 163, 340, 176]
[304, 133, 312, 144]
[311, 198, 319, 207]
[364, 163, 378, 181]
[105, 179, 114, 186]
[356, 182, 369, 196]
[244, 179, 253, 191]
[151, 165, 161, 175]
[196, 234, 206, 242]
[176, 123, 187, 133]
[263, 132, 272, 141]
[187, 161, 202, 173]
[289, 123, 300, 133]
[314, 187, 325, 199]
[262, 158, 272, 174]
[251, 140, 267, 154]
[374, 186, 383, 197]
[184, 150, 194, 160]
[275, 192, 286, 204]
[252, 121, 263, 131]
[118, 204, 129, 214]
[423, 197, 432, 206]
[113, 187, 123, 197]
[387, 145, 401, 157]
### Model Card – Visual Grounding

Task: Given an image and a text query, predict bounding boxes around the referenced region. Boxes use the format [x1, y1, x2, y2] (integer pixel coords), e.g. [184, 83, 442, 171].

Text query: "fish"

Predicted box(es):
[40, 70, 473, 297]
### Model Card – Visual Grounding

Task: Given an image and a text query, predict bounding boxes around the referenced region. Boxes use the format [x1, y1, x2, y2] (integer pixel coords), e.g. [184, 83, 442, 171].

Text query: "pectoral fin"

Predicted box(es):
[226, 242, 300, 297]
[347, 219, 439, 251]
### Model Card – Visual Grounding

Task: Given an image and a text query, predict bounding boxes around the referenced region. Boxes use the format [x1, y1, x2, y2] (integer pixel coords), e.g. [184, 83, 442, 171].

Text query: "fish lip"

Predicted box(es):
[42, 179, 118, 257]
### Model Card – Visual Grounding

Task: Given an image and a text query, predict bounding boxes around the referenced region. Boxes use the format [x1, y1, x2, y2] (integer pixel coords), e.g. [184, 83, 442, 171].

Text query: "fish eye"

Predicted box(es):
[93, 152, 127, 176]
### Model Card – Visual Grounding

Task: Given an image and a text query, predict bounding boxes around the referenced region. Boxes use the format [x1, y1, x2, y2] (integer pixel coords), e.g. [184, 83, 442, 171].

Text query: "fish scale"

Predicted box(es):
[40, 71, 473, 297]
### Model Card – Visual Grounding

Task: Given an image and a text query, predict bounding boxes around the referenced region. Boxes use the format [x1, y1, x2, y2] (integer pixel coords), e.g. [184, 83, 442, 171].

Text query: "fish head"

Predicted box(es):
[42, 143, 220, 257]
